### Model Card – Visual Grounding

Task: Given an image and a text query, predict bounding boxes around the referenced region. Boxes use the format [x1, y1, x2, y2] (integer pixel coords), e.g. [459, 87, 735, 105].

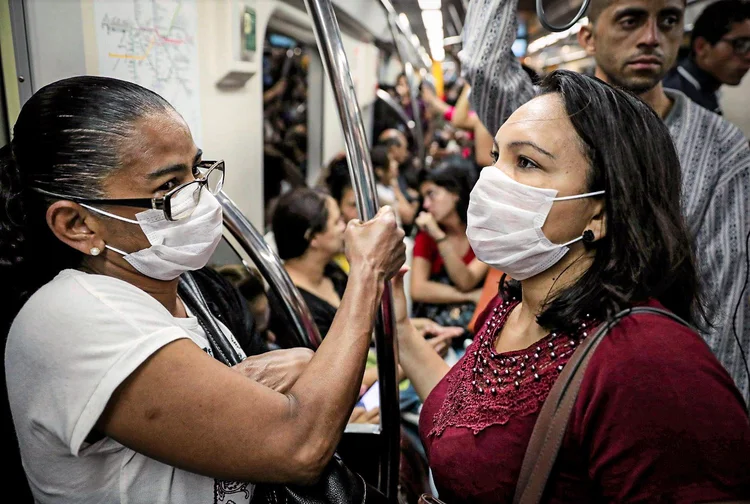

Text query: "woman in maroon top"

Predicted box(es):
[411, 158, 489, 332]
[394, 70, 750, 503]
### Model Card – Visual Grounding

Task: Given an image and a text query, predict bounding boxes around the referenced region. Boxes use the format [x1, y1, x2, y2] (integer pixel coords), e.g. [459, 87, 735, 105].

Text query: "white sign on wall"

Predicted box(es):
[93, 0, 202, 144]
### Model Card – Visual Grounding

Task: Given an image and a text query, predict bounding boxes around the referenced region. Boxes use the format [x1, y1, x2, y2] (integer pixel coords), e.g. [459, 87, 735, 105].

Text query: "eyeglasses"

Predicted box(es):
[33, 160, 225, 221]
[720, 37, 750, 56]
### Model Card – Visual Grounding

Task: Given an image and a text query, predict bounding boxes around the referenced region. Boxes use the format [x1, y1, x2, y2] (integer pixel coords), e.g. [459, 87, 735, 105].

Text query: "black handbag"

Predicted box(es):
[178, 273, 388, 504]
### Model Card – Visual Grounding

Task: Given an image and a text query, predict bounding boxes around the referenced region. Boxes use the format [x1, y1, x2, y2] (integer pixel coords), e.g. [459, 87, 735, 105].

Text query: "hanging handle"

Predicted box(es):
[536, 0, 591, 32]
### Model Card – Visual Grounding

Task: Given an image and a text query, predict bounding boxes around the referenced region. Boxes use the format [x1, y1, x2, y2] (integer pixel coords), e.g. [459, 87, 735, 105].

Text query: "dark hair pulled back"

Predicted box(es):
[1, 76, 172, 334]
[272, 188, 330, 261]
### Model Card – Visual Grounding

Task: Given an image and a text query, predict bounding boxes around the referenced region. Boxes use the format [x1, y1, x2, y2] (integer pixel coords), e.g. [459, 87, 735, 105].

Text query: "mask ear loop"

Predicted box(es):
[553, 192, 604, 247]
[560, 229, 596, 247]
[80, 203, 140, 225]
[79, 203, 138, 257]
[552, 190, 606, 202]
[560, 235, 583, 247]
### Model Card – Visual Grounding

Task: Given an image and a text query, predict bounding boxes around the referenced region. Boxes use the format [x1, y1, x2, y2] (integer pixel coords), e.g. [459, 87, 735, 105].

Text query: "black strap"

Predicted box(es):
[178, 272, 243, 366]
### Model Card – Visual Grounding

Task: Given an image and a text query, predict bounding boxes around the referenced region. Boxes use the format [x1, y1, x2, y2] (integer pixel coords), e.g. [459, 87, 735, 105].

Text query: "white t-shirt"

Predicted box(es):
[5, 269, 253, 504]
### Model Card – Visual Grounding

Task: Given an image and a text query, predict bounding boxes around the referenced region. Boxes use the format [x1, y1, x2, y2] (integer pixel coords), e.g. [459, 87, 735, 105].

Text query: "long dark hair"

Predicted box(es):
[0, 76, 172, 334]
[272, 188, 329, 260]
[421, 155, 477, 225]
[502, 70, 704, 332]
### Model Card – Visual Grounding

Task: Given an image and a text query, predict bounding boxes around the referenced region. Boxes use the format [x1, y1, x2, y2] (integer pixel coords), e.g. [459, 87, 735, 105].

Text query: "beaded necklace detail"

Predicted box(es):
[427, 296, 596, 437]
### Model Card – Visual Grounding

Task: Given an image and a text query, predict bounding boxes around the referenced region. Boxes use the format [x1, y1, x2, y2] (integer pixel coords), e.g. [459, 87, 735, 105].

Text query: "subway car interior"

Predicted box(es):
[1, 0, 750, 502]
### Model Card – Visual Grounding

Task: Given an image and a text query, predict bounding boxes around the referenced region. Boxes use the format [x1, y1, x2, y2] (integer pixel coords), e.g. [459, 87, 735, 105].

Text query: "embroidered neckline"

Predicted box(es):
[427, 297, 594, 437]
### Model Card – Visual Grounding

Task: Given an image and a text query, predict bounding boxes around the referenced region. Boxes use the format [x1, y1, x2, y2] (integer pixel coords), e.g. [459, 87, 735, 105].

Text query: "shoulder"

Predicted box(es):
[567, 304, 750, 500]
[662, 67, 687, 91]
[666, 90, 749, 179]
[413, 231, 437, 258]
[576, 303, 746, 420]
[414, 231, 436, 247]
[8, 270, 178, 356]
[670, 88, 745, 145]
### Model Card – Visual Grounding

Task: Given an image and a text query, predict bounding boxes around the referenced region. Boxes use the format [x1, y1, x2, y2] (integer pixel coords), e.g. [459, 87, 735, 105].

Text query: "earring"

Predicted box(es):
[582, 230, 595, 244]
[90, 247, 101, 256]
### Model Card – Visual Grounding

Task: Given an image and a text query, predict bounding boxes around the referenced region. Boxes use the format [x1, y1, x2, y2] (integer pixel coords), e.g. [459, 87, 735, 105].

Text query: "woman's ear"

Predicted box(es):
[587, 199, 607, 242]
[46, 201, 104, 256]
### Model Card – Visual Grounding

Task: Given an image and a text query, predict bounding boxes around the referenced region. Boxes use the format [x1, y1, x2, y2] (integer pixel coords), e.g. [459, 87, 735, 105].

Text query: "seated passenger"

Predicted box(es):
[272, 187, 348, 338]
[270, 187, 461, 391]
[411, 158, 488, 335]
[1, 76, 406, 502]
[395, 70, 750, 503]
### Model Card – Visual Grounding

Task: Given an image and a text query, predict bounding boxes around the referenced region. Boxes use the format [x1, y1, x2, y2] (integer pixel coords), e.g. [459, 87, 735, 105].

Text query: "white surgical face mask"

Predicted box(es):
[83, 191, 224, 281]
[466, 167, 604, 281]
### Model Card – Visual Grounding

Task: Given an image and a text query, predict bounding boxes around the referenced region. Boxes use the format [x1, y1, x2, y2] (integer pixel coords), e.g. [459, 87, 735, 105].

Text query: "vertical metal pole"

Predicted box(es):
[302, 0, 400, 500]
[8, 0, 34, 105]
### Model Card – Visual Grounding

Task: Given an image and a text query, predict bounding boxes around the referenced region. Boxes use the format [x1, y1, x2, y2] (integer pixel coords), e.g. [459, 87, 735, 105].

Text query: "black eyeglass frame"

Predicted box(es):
[33, 160, 225, 221]
[720, 36, 750, 56]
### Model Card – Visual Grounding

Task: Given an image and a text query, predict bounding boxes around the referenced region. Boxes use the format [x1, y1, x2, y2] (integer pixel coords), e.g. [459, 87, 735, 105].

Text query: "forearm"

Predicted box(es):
[286, 269, 384, 463]
[461, 0, 535, 134]
[438, 240, 480, 291]
[451, 86, 477, 130]
[397, 322, 450, 401]
[412, 279, 472, 304]
[393, 187, 417, 226]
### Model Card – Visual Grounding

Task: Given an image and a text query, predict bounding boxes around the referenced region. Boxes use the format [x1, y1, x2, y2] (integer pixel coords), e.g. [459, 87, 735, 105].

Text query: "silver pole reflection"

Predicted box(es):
[376, 88, 417, 133]
[302, 0, 400, 499]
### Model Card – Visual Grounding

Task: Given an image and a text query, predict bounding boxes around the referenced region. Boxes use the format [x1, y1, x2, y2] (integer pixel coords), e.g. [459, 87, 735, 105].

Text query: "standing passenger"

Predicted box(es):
[396, 69, 750, 503]
[462, 0, 750, 401]
[1, 76, 406, 502]
[663, 0, 750, 115]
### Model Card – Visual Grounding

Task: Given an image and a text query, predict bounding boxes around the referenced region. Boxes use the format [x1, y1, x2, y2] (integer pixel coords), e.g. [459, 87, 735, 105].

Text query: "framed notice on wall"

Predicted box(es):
[240, 5, 256, 61]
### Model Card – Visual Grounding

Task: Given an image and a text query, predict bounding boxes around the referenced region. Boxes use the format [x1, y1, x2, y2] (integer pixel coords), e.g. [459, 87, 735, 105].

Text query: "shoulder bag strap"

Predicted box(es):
[178, 272, 244, 367]
[513, 307, 692, 504]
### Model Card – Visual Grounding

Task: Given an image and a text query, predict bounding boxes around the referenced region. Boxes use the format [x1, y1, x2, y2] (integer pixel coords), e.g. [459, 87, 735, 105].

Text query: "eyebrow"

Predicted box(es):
[613, 7, 648, 20]
[659, 7, 683, 18]
[507, 140, 556, 159]
[147, 149, 203, 180]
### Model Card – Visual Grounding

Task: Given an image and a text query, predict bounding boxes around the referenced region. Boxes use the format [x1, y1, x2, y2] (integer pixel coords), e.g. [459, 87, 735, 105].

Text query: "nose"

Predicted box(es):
[638, 18, 660, 48]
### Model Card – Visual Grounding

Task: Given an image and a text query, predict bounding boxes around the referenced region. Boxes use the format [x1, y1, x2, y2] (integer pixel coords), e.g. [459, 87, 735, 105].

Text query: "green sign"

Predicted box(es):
[243, 6, 256, 53]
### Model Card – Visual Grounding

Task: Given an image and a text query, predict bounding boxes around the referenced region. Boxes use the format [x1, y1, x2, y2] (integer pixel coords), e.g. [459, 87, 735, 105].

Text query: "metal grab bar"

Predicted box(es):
[376, 88, 416, 132]
[302, 0, 400, 500]
[217, 191, 322, 349]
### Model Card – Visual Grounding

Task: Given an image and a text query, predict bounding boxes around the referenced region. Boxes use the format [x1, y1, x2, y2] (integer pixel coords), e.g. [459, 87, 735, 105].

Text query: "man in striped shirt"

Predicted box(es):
[461, 0, 750, 402]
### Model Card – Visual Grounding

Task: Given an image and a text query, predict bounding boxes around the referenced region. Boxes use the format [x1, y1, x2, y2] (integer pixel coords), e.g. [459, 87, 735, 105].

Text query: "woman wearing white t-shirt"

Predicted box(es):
[1, 76, 405, 503]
